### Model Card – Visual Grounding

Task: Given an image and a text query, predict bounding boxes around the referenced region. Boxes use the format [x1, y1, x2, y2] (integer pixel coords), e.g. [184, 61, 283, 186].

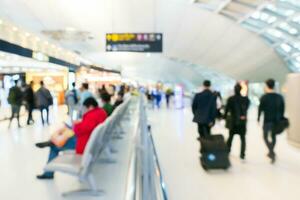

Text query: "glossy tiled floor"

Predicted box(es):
[1, 102, 300, 200]
[148, 103, 300, 200]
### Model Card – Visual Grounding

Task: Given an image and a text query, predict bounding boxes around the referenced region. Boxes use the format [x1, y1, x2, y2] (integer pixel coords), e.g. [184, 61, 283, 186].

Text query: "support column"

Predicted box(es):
[286, 73, 300, 148]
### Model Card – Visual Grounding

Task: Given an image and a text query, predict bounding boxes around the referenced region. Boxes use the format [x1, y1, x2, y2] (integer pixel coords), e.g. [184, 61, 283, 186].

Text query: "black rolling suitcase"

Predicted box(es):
[199, 134, 230, 170]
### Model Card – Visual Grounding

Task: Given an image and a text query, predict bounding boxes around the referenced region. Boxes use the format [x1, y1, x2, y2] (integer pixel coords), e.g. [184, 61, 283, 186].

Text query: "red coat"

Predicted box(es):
[73, 107, 107, 154]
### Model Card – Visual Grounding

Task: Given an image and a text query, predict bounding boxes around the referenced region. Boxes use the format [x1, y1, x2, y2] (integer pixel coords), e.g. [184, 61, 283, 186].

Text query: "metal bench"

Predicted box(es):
[44, 98, 132, 197]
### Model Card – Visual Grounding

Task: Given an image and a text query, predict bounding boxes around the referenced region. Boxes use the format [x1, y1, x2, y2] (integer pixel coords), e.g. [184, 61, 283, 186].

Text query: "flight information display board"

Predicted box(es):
[106, 33, 163, 52]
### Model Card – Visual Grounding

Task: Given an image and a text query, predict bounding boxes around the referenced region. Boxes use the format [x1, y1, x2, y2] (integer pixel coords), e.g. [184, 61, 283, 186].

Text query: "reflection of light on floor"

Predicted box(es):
[175, 108, 185, 140]
[148, 106, 300, 200]
[12, 131, 20, 143]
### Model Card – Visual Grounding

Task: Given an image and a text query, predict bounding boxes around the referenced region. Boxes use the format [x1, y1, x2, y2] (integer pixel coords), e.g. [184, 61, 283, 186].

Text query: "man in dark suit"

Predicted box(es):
[192, 80, 217, 139]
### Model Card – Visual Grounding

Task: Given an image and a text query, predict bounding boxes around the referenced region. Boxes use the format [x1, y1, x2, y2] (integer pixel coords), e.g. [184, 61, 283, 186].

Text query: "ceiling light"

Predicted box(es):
[266, 4, 277, 12]
[292, 52, 300, 57]
[293, 62, 300, 69]
[260, 13, 269, 21]
[285, 10, 295, 16]
[25, 32, 30, 37]
[293, 43, 300, 50]
[252, 12, 260, 19]
[278, 22, 298, 35]
[280, 43, 292, 53]
[0, 20, 3, 25]
[12, 27, 18, 31]
[267, 16, 277, 24]
[289, 28, 298, 35]
[293, 16, 300, 24]
[267, 29, 282, 38]
[279, 22, 288, 29]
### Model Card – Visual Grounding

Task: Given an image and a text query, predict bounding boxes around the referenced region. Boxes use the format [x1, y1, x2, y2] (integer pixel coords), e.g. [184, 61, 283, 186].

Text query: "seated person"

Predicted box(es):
[36, 97, 107, 179]
[113, 92, 124, 109]
[100, 92, 114, 116]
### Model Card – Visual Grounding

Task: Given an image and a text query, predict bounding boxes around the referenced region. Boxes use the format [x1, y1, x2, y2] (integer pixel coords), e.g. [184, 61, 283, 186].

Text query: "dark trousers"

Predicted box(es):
[166, 96, 170, 108]
[27, 105, 34, 124]
[9, 105, 21, 127]
[227, 127, 246, 157]
[263, 123, 276, 156]
[197, 123, 211, 138]
[43, 136, 76, 176]
[40, 106, 49, 125]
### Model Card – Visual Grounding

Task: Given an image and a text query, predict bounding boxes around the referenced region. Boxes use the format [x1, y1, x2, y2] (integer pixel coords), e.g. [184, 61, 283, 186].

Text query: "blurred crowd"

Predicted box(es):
[5, 80, 135, 128]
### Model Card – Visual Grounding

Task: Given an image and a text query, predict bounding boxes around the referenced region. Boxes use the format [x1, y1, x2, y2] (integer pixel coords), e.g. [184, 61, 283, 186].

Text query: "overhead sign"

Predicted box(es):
[106, 33, 163, 52]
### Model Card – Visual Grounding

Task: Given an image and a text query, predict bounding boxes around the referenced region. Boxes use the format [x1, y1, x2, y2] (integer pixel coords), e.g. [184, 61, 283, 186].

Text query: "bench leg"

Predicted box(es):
[113, 134, 124, 140]
[62, 189, 104, 197]
[98, 147, 117, 164]
[108, 142, 118, 154]
[62, 175, 104, 197]
[113, 124, 125, 138]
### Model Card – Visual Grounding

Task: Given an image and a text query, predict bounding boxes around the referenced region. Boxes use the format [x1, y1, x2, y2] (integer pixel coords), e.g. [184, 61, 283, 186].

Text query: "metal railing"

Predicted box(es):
[125, 96, 168, 200]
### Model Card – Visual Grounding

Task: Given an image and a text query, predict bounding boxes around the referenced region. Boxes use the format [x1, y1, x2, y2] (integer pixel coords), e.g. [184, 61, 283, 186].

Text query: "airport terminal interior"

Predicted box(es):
[1, 0, 300, 199]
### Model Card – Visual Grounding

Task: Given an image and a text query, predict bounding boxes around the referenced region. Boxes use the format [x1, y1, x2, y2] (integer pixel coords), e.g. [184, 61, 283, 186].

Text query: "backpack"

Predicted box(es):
[40, 89, 53, 106]
[272, 95, 289, 134]
[7, 87, 17, 105]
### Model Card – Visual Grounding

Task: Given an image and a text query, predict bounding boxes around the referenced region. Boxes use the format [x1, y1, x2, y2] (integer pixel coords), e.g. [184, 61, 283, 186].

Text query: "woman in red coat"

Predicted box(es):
[36, 97, 107, 179]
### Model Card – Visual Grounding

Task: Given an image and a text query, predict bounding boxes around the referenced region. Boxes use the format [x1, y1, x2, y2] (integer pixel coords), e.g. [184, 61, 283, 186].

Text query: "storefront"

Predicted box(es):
[0, 73, 26, 120]
[26, 70, 69, 105]
[76, 66, 121, 95]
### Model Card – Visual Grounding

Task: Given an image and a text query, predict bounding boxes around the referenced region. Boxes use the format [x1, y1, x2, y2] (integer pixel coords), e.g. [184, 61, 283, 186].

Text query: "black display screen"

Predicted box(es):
[106, 33, 163, 52]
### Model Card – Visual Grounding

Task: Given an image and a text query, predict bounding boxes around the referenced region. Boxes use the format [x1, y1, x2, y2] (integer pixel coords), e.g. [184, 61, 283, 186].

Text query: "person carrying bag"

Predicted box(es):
[224, 83, 250, 160]
[272, 97, 289, 135]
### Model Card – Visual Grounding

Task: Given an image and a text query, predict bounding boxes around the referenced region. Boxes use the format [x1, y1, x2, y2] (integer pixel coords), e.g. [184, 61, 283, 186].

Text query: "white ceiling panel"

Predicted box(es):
[0, 0, 289, 89]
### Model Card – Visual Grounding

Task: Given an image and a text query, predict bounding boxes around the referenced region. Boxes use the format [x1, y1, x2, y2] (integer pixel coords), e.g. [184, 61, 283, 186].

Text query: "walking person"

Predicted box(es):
[155, 89, 162, 109]
[192, 80, 217, 139]
[79, 83, 93, 117]
[65, 82, 79, 121]
[214, 91, 224, 120]
[24, 81, 35, 125]
[258, 79, 285, 163]
[165, 88, 173, 108]
[36, 81, 53, 125]
[7, 80, 23, 128]
[151, 89, 156, 109]
[100, 92, 114, 116]
[224, 83, 250, 160]
[113, 92, 124, 109]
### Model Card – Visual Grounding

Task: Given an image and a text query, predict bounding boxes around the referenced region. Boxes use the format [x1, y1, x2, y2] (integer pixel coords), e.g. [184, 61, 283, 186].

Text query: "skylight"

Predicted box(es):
[194, 0, 300, 72]
[280, 43, 292, 53]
